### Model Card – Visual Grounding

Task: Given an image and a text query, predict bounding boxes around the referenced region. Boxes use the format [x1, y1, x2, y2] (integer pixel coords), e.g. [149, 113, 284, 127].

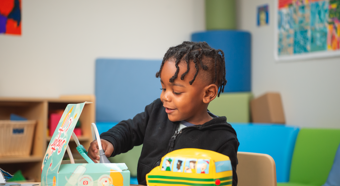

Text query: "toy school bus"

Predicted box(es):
[146, 148, 232, 186]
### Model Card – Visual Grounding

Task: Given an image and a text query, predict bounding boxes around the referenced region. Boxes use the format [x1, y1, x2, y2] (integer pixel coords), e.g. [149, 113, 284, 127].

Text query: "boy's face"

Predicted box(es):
[160, 58, 210, 124]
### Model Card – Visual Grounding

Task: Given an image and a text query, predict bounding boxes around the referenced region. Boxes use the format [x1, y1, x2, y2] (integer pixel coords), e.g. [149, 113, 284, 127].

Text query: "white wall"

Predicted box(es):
[0, 0, 205, 97]
[237, 0, 340, 128]
[1, 0, 339, 128]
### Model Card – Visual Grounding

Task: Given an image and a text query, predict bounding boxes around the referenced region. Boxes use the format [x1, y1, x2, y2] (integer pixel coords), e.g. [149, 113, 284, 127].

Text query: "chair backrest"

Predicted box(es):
[289, 128, 340, 185]
[237, 152, 277, 186]
[232, 124, 299, 182]
[109, 145, 143, 177]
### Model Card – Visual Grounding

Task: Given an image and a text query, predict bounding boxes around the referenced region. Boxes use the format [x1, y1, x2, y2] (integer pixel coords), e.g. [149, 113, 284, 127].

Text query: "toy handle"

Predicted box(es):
[72, 132, 94, 164]
[91, 123, 121, 170]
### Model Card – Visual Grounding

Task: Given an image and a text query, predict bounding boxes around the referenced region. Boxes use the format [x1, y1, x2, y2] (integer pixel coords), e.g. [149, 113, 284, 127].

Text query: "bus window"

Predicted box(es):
[161, 157, 173, 171]
[184, 159, 197, 173]
[173, 158, 185, 172]
[215, 160, 232, 173]
[196, 159, 210, 174]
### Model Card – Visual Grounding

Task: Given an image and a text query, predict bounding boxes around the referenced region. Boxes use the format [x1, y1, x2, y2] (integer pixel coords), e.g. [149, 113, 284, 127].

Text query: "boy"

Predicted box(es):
[88, 41, 239, 185]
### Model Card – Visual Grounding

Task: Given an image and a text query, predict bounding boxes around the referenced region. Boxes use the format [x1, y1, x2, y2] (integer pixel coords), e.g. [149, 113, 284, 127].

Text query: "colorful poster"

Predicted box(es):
[276, 0, 340, 61]
[0, 0, 21, 35]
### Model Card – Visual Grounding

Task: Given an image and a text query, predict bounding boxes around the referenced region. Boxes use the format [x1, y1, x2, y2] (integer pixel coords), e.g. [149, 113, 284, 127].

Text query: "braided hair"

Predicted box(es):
[156, 41, 227, 96]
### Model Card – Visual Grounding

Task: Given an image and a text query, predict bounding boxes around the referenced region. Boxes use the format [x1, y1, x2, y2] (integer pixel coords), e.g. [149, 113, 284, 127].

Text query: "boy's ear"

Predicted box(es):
[203, 84, 218, 104]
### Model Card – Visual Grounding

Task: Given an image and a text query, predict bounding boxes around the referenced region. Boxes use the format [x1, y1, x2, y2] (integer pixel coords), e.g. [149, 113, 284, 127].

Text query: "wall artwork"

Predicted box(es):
[275, 0, 340, 61]
[258, 4, 269, 26]
[0, 0, 21, 35]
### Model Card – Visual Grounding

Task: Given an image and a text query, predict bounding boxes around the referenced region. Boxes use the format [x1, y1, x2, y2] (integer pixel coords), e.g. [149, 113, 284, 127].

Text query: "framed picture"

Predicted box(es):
[258, 4, 269, 27]
[0, 0, 22, 35]
[275, 0, 340, 61]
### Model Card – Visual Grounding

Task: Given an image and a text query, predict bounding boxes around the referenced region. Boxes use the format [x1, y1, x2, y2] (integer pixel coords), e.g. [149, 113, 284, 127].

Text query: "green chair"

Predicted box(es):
[109, 145, 143, 177]
[278, 129, 340, 186]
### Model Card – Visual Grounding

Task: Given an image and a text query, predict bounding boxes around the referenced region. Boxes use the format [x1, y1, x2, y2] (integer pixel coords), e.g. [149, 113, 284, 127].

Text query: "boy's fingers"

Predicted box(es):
[88, 140, 100, 163]
[89, 154, 98, 162]
[88, 139, 113, 162]
[94, 155, 100, 161]
[101, 139, 114, 157]
[104, 145, 113, 157]
[89, 152, 100, 163]
[90, 140, 99, 153]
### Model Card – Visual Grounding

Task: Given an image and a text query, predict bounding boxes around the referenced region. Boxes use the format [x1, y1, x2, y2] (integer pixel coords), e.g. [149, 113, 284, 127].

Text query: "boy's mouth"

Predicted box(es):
[165, 107, 176, 114]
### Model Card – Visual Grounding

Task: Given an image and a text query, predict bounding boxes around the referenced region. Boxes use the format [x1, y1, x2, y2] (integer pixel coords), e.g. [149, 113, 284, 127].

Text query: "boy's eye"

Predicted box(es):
[160, 88, 166, 91]
[173, 91, 182, 95]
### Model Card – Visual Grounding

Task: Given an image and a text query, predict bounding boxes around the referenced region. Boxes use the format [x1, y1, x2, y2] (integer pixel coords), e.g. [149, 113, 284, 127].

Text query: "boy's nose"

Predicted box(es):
[162, 91, 171, 102]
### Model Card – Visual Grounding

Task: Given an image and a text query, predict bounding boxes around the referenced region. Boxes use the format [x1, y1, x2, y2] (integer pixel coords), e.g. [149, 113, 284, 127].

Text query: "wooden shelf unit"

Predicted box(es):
[0, 95, 95, 182]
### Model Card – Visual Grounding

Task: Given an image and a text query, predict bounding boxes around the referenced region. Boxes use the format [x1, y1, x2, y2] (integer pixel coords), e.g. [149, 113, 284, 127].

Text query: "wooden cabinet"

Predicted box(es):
[0, 95, 95, 181]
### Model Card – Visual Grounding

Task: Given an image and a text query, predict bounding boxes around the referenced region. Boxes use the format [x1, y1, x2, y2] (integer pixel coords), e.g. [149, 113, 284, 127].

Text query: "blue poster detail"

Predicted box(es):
[294, 29, 309, 54]
[278, 29, 294, 55]
[310, 1, 329, 27]
[310, 1, 329, 52]
[295, 4, 310, 30]
[310, 27, 328, 52]
[278, 8, 294, 31]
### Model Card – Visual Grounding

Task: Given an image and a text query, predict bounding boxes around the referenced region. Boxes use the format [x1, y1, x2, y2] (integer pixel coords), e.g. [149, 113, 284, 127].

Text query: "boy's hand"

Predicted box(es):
[88, 139, 114, 163]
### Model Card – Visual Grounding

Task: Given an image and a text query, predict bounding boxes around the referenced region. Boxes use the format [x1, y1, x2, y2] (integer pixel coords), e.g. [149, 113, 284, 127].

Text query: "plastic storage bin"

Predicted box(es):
[0, 120, 36, 157]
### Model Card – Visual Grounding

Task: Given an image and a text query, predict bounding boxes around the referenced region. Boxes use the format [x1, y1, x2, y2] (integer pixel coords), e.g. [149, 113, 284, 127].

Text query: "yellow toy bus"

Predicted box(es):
[146, 148, 232, 186]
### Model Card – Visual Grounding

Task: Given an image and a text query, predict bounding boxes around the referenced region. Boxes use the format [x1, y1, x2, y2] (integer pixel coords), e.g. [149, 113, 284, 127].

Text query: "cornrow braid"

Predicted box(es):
[169, 48, 187, 83]
[189, 50, 201, 85]
[156, 41, 227, 96]
[217, 49, 227, 93]
[181, 44, 195, 80]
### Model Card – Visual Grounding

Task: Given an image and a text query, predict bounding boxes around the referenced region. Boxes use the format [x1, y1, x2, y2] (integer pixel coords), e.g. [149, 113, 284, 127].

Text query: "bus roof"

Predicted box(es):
[165, 148, 230, 162]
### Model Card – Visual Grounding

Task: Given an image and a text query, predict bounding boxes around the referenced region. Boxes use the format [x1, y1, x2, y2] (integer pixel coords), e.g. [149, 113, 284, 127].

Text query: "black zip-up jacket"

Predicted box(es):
[100, 98, 239, 186]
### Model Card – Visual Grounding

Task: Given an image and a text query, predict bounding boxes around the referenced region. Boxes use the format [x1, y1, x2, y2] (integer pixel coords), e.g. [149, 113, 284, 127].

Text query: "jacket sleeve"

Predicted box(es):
[100, 99, 158, 156]
[217, 138, 239, 186]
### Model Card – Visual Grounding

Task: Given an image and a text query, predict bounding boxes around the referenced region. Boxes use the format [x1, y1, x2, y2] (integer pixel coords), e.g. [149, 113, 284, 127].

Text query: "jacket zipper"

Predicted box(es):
[167, 124, 203, 153]
[167, 129, 182, 153]
[167, 123, 220, 154]
[155, 123, 231, 167]
[157, 125, 202, 166]
[155, 125, 182, 167]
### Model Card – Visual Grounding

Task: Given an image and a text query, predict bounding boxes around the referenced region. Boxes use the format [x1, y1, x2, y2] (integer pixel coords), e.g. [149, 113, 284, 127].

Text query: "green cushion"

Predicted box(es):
[109, 145, 143, 177]
[278, 182, 318, 186]
[205, 0, 236, 30]
[208, 92, 253, 122]
[289, 129, 340, 185]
